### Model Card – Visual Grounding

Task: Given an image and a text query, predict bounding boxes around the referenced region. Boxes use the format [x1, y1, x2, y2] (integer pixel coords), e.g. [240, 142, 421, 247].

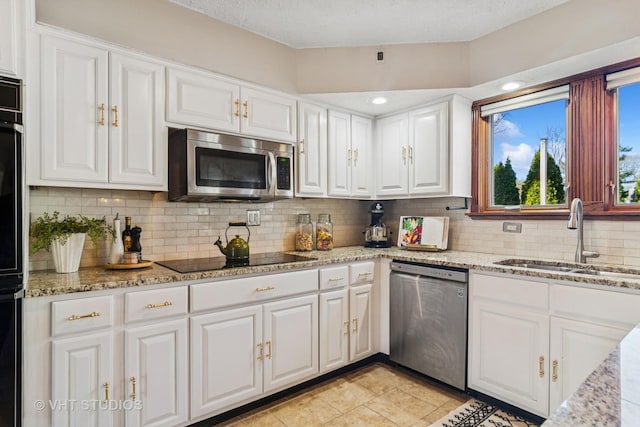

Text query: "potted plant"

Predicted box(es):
[30, 211, 112, 273]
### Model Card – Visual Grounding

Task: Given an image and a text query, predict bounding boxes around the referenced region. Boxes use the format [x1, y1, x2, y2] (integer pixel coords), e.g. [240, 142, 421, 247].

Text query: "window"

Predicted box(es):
[481, 87, 569, 208]
[607, 68, 640, 205]
[470, 57, 640, 219]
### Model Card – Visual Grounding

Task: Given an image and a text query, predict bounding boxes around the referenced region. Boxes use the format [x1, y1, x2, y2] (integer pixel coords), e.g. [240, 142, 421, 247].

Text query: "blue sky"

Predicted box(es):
[619, 83, 640, 155]
[492, 101, 566, 181]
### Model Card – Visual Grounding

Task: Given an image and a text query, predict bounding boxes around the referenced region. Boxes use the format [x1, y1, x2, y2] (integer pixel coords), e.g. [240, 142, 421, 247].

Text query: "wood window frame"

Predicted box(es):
[469, 57, 640, 220]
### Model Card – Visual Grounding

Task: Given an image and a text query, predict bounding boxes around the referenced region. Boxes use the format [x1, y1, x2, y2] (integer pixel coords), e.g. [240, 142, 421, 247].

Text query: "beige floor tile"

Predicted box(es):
[399, 381, 457, 407]
[326, 406, 398, 427]
[365, 388, 438, 427]
[225, 409, 287, 427]
[270, 393, 342, 426]
[350, 365, 408, 395]
[414, 406, 455, 425]
[311, 377, 377, 413]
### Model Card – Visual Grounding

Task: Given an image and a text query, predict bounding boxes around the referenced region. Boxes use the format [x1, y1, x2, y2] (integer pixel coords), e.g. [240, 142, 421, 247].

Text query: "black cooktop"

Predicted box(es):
[156, 252, 315, 273]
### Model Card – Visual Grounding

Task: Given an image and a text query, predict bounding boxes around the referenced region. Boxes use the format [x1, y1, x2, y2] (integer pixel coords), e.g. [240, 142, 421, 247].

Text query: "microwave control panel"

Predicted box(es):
[276, 156, 291, 190]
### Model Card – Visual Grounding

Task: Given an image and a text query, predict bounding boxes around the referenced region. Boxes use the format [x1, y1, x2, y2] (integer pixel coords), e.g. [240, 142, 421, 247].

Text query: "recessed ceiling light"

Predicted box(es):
[501, 81, 523, 91]
[370, 96, 388, 105]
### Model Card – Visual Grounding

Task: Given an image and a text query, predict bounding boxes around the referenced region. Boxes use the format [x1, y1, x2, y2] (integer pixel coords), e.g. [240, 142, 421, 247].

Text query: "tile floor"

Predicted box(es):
[217, 363, 470, 426]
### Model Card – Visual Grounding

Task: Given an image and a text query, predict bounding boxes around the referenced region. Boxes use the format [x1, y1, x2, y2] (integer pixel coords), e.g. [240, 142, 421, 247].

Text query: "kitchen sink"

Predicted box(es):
[495, 258, 640, 280]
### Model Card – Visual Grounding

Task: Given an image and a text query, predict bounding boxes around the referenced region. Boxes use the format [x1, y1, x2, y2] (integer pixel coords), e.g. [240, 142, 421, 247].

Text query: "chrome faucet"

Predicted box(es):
[567, 198, 599, 263]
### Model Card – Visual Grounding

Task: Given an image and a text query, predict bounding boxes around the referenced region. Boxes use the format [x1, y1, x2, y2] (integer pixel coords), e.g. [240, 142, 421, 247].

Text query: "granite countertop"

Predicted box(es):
[543, 324, 640, 426]
[25, 246, 640, 297]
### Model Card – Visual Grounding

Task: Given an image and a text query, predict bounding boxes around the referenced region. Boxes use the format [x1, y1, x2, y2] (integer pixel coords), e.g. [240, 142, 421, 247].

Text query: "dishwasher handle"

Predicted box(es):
[390, 261, 467, 283]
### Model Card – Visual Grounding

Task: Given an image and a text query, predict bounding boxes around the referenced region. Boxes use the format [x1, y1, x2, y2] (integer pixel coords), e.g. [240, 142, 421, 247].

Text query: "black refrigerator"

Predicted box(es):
[0, 76, 23, 427]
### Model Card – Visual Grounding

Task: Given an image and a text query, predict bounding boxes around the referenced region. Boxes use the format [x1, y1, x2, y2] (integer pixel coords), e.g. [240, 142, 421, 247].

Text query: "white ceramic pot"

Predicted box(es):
[50, 233, 86, 273]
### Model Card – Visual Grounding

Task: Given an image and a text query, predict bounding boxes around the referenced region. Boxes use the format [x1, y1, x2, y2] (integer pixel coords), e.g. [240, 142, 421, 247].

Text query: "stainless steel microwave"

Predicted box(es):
[168, 128, 294, 202]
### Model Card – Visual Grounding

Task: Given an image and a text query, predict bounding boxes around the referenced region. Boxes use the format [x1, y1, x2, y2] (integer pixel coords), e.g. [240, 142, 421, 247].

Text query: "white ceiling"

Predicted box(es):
[168, 0, 569, 48]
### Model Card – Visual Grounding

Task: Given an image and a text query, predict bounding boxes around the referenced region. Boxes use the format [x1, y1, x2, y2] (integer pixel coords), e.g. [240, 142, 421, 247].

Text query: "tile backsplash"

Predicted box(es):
[28, 188, 640, 271]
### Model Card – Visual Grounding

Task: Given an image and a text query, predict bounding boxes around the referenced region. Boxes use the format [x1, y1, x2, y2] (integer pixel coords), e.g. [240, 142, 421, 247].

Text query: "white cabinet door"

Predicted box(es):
[319, 288, 349, 373]
[350, 115, 373, 198]
[240, 86, 296, 143]
[549, 317, 628, 413]
[375, 113, 408, 197]
[125, 319, 188, 427]
[296, 102, 327, 197]
[349, 284, 373, 361]
[166, 67, 239, 133]
[409, 102, 448, 195]
[469, 299, 549, 417]
[109, 53, 165, 187]
[327, 110, 351, 197]
[190, 305, 263, 417]
[52, 332, 114, 427]
[41, 35, 109, 183]
[0, 0, 18, 76]
[263, 294, 318, 392]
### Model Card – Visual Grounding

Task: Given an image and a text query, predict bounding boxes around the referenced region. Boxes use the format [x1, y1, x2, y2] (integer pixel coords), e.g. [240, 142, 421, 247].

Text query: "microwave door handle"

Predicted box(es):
[267, 152, 276, 193]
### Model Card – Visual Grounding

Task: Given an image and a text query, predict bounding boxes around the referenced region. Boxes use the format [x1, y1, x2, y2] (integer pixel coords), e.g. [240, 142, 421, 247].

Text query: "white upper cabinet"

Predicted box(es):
[0, 0, 22, 77]
[375, 113, 409, 196]
[375, 95, 471, 199]
[36, 34, 166, 190]
[296, 101, 327, 197]
[167, 66, 297, 143]
[327, 111, 373, 199]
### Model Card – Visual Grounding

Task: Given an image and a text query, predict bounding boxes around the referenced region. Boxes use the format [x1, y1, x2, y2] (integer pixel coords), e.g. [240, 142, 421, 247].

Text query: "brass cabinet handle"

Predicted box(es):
[129, 376, 136, 400]
[328, 277, 344, 282]
[234, 99, 240, 117]
[299, 139, 305, 154]
[68, 311, 100, 321]
[539, 356, 545, 378]
[552, 359, 558, 382]
[104, 382, 109, 402]
[257, 342, 264, 360]
[265, 340, 272, 359]
[402, 146, 407, 163]
[348, 149, 352, 162]
[352, 318, 358, 333]
[243, 100, 248, 118]
[358, 272, 373, 279]
[354, 148, 359, 162]
[112, 105, 119, 127]
[256, 286, 275, 292]
[98, 103, 105, 126]
[343, 321, 349, 335]
[408, 146, 413, 163]
[146, 301, 172, 309]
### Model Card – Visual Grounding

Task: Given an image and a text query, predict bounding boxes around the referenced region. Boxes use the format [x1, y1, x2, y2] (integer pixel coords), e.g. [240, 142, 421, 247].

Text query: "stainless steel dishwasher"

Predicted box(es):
[389, 260, 468, 391]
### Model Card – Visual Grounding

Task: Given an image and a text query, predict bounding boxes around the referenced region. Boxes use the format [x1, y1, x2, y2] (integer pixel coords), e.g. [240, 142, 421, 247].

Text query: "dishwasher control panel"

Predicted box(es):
[390, 261, 468, 283]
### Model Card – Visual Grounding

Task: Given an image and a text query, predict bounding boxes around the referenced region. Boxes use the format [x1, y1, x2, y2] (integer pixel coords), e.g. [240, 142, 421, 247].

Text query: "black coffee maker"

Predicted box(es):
[364, 202, 392, 248]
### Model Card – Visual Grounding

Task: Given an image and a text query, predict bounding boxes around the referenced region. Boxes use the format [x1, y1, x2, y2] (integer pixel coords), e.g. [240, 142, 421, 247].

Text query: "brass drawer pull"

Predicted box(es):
[265, 340, 272, 359]
[352, 318, 358, 332]
[243, 100, 249, 118]
[256, 286, 275, 292]
[328, 277, 344, 282]
[358, 272, 373, 278]
[539, 356, 545, 378]
[129, 377, 136, 400]
[98, 103, 105, 126]
[68, 311, 100, 321]
[552, 359, 558, 382]
[343, 321, 349, 335]
[112, 105, 119, 127]
[234, 99, 240, 117]
[257, 343, 264, 360]
[104, 382, 109, 402]
[146, 301, 172, 309]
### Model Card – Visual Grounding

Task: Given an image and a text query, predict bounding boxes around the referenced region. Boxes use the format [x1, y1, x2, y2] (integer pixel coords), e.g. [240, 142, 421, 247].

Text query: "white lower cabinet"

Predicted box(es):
[191, 294, 318, 417]
[469, 271, 640, 418]
[51, 332, 115, 427]
[319, 263, 376, 373]
[124, 319, 188, 427]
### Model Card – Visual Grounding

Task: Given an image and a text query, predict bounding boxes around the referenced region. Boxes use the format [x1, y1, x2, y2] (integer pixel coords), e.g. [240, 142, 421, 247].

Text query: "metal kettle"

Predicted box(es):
[214, 222, 251, 263]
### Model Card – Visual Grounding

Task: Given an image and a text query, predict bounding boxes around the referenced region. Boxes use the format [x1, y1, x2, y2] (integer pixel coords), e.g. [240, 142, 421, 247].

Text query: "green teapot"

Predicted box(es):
[214, 222, 251, 263]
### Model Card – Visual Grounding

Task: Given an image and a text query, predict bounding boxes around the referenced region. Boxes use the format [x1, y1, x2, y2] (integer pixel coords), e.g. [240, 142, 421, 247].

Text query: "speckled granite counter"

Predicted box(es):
[543, 324, 640, 426]
[26, 246, 640, 297]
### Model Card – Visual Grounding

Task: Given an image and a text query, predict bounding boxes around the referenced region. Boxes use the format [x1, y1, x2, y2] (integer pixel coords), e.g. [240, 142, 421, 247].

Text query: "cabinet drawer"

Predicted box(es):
[350, 262, 375, 285]
[550, 284, 640, 329]
[51, 296, 114, 336]
[319, 266, 349, 290]
[125, 286, 188, 323]
[190, 269, 318, 312]
[471, 273, 548, 311]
